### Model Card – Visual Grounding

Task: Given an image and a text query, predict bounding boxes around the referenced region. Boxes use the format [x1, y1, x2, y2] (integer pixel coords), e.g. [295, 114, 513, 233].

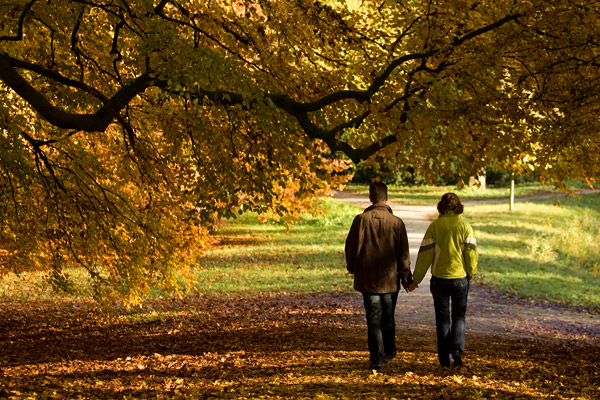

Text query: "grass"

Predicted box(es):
[468, 193, 600, 310]
[0, 267, 90, 303]
[193, 198, 358, 295]
[193, 188, 600, 310]
[195, 186, 600, 310]
[1, 187, 598, 311]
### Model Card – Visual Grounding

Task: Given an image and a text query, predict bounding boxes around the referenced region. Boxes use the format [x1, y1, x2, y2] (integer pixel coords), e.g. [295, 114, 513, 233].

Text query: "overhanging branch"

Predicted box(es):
[0, 53, 153, 132]
[0, 0, 37, 41]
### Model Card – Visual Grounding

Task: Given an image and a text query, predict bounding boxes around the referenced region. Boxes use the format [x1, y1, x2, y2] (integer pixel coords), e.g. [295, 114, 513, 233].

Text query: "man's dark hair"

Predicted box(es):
[369, 182, 388, 203]
[437, 192, 464, 215]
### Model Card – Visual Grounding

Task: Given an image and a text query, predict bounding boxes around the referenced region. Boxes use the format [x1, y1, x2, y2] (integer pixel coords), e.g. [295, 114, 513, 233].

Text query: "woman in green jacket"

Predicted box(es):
[408, 193, 478, 367]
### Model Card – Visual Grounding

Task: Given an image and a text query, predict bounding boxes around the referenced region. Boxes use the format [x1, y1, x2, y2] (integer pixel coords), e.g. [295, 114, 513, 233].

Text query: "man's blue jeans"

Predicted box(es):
[362, 292, 398, 366]
[430, 276, 470, 367]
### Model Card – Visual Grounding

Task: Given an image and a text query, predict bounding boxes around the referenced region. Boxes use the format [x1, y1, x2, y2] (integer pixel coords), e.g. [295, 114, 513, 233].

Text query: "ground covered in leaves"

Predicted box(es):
[1, 288, 599, 399]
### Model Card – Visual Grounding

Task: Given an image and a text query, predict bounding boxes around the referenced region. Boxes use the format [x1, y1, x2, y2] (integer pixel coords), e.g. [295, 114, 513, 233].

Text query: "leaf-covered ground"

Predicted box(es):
[1, 286, 599, 399]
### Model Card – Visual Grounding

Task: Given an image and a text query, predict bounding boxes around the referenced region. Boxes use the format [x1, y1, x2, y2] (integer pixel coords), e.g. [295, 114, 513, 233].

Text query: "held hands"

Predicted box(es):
[405, 281, 419, 293]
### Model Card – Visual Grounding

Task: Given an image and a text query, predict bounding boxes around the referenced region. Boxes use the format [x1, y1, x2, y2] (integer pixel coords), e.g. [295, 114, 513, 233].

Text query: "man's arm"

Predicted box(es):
[397, 220, 412, 288]
[345, 215, 362, 274]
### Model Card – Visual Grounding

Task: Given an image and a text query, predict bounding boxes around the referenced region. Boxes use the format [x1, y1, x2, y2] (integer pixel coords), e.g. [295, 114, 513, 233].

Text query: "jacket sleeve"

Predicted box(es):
[413, 224, 435, 284]
[396, 220, 412, 288]
[345, 215, 362, 274]
[463, 224, 478, 279]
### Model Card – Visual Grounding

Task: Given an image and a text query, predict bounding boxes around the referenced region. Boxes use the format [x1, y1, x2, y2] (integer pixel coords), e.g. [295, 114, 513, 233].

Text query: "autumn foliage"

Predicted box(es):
[1, 0, 599, 300]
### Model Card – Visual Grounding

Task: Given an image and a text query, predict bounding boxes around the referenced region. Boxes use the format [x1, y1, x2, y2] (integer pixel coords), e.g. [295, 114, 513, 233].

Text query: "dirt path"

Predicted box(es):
[332, 191, 600, 343]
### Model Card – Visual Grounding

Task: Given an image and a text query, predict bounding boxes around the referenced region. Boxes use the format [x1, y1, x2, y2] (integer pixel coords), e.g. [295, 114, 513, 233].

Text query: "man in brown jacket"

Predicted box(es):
[345, 182, 413, 369]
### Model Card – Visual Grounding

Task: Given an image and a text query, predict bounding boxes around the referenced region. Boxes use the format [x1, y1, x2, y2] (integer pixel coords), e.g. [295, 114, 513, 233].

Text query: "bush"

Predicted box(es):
[485, 166, 538, 187]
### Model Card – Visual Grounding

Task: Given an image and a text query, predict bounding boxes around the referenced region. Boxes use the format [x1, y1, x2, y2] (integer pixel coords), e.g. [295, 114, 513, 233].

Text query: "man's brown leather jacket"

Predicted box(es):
[345, 203, 412, 293]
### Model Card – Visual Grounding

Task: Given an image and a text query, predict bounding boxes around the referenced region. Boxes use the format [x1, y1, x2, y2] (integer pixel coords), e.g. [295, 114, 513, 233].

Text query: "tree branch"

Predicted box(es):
[153, 0, 171, 15]
[0, 0, 37, 41]
[0, 53, 153, 132]
[452, 13, 522, 46]
[4, 54, 109, 101]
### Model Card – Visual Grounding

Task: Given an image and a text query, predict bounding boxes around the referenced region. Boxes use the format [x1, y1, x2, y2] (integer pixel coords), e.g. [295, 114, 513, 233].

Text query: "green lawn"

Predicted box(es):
[193, 189, 600, 310]
[193, 198, 357, 295]
[1, 189, 598, 311]
[468, 193, 600, 310]
[0, 198, 359, 303]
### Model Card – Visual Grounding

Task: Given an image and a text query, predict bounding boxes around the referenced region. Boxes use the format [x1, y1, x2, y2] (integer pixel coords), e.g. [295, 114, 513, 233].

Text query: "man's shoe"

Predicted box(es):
[451, 349, 463, 367]
[369, 363, 382, 370]
[384, 354, 395, 363]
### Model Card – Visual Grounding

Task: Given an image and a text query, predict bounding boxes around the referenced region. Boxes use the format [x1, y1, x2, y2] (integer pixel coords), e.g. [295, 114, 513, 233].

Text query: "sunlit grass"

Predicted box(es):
[469, 193, 600, 310]
[1, 190, 599, 311]
[0, 266, 94, 303]
[193, 198, 359, 295]
[195, 190, 600, 309]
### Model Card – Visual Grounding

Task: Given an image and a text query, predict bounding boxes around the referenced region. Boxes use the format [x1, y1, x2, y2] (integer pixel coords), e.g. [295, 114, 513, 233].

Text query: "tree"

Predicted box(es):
[1, 0, 598, 303]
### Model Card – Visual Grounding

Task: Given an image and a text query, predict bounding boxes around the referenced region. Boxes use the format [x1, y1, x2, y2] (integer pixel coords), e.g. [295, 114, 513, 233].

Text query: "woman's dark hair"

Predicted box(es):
[437, 192, 464, 215]
[369, 182, 388, 203]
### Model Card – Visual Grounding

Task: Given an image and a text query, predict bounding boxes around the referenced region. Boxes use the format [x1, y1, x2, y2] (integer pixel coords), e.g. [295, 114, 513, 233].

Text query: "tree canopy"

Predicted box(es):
[1, 0, 599, 303]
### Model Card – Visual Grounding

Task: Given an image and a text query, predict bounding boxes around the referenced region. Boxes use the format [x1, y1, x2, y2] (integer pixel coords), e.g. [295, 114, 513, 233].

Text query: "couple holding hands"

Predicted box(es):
[345, 182, 478, 370]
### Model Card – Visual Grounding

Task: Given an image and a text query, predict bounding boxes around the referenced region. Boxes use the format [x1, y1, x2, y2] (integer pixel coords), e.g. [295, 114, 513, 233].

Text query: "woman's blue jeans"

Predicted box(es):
[362, 292, 398, 366]
[430, 276, 470, 367]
